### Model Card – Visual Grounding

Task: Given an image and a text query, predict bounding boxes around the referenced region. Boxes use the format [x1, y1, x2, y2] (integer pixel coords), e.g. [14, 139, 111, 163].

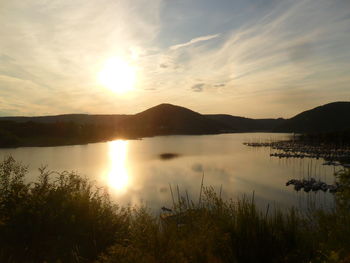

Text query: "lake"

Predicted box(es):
[0, 133, 337, 211]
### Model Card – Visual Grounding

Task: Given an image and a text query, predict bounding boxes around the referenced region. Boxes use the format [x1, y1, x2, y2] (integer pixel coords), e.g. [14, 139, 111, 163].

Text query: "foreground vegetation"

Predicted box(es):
[0, 157, 349, 262]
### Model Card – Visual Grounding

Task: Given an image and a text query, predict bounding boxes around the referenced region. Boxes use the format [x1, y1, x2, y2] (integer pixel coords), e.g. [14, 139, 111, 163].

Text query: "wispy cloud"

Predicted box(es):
[141, 0, 350, 117]
[169, 34, 220, 50]
[0, 0, 349, 117]
[191, 83, 205, 92]
[0, 0, 163, 115]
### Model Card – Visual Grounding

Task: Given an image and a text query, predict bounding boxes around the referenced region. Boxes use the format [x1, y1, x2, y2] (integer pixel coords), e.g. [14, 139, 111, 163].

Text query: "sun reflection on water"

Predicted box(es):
[107, 140, 130, 193]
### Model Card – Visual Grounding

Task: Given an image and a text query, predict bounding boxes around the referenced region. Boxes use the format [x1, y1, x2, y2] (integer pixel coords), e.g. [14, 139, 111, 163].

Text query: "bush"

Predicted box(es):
[0, 156, 130, 263]
[311, 169, 350, 262]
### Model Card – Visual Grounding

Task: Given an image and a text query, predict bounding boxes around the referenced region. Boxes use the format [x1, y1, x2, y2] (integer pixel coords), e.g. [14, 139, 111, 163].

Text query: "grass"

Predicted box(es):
[98, 188, 316, 263]
[0, 156, 129, 262]
[0, 156, 349, 262]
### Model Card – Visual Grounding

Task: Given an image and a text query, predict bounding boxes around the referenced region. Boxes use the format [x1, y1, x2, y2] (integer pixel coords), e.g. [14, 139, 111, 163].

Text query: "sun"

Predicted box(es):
[98, 57, 136, 93]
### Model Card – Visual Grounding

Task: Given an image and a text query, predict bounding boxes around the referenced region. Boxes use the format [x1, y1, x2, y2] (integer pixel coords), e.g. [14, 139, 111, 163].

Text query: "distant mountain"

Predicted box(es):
[206, 114, 285, 132]
[0, 114, 129, 125]
[274, 102, 350, 133]
[0, 114, 129, 147]
[116, 103, 230, 137]
[0, 101, 349, 147]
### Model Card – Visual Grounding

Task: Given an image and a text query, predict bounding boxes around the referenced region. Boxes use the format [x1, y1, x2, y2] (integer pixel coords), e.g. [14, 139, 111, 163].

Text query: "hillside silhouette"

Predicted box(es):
[0, 101, 349, 147]
[0, 114, 128, 125]
[274, 102, 350, 133]
[206, 114, 285, 132]
[116, 103, 229, 137]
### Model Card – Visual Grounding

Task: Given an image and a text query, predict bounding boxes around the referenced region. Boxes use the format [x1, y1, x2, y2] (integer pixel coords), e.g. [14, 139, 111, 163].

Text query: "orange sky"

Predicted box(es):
[0, 0, 349, 118]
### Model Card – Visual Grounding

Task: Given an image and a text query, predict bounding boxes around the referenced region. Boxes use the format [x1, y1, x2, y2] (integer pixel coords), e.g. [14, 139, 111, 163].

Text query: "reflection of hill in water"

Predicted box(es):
[159, 153, 180, 160]
[0, 133, 337, 211]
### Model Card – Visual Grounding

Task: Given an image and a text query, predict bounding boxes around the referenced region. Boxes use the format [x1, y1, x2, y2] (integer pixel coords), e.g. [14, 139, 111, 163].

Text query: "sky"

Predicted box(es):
[0, 0, 350, 118]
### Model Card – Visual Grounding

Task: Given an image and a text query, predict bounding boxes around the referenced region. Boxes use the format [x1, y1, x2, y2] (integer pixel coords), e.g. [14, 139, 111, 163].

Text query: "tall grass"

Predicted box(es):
[98, 186, 316, 263]
[0, 156, 349, 262]
[0, 156, 129, 262]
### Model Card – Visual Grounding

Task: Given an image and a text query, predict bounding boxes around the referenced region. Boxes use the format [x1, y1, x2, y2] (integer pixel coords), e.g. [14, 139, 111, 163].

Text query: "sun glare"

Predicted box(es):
[98, 57, 136, 93]
[107, 140, 130, 192]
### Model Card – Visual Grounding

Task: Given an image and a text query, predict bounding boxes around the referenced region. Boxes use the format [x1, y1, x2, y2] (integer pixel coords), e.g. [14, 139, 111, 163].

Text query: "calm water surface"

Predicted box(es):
[0, 133, 337, 211]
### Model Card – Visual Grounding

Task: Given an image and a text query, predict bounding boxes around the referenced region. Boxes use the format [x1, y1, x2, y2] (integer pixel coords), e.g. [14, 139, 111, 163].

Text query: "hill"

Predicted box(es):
[0, 101, 349, 147]
[206, 114, 285, 132]
[274, 102, 350, 133]
[0, 114, 129, 125]
[116, 103, 230, 137]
